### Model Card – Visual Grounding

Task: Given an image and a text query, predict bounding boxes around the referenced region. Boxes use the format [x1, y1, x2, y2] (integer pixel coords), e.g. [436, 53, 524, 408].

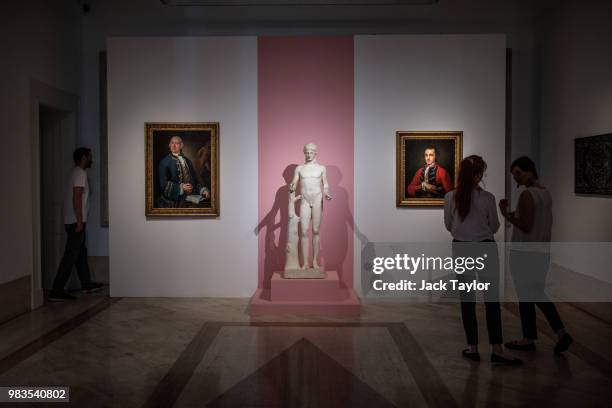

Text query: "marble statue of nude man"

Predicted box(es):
[289, 143, 332, 270]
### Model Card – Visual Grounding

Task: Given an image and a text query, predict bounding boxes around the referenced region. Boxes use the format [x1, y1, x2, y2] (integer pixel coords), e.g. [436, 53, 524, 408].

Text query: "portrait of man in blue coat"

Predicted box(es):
[158, 136, 210, 208]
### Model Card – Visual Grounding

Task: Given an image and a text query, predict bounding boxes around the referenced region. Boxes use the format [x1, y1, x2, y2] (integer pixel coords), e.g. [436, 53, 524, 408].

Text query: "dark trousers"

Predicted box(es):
[455, 240, 503, 345]
[510, 250, 564, 339]
[51, 223, 92, 292]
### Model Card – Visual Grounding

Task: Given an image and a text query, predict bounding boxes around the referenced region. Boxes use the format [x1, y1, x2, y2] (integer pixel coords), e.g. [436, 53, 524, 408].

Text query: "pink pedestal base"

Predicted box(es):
[250, 271, 361, 316]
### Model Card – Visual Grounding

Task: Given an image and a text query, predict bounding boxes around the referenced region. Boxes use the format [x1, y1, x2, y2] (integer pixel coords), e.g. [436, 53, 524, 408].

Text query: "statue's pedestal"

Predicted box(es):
[273, 270, 342, 300]
[283, 268, 325, 279]
[249, 271, 360, 316]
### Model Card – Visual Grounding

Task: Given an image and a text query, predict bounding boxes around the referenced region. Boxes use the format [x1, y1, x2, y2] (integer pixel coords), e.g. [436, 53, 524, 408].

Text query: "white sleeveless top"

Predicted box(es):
[511, 187, 553, 243]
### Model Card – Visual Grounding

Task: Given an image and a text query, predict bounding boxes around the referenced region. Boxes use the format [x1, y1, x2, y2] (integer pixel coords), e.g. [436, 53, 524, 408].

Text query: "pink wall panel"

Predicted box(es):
[257, 36, 354, 289]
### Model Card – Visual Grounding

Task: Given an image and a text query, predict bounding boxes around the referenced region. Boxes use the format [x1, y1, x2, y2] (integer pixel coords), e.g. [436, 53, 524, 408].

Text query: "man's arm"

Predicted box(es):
[200, 186, 210, 198]
[407, 169, 422, 197]
[289, 166, 301, 193]
[159, 160, 182, 200]
[187, 158, 209, 198]
[321, 166, 331, 200]
[73, 186, 84, 232]
[437, 166, 453, 193]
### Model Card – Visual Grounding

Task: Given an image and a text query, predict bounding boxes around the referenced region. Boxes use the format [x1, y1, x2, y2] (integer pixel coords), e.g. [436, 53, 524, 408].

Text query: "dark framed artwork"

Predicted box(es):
[396, 131, 463, 207]
[575, 133, 612, 195]
[145, 122, 219, 217]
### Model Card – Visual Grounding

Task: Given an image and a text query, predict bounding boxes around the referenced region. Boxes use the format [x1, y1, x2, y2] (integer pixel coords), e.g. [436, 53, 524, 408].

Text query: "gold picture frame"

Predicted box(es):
[145, 122, 219, 217]
[396, 131, 463, 207]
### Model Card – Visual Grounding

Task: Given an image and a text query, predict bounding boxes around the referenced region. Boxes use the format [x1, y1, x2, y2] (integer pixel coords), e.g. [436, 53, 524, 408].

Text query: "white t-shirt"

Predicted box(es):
[444, 189, 500, 241]
[63, 167, 89, 224]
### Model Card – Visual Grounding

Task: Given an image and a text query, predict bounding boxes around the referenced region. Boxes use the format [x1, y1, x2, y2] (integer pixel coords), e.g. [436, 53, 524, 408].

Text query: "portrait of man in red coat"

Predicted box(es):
[406, 146, 453, 198]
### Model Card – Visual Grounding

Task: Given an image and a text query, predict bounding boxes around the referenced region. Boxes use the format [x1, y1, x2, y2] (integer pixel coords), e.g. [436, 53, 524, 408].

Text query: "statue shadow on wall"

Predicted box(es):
[254, 164, 371, 291]
[254, 165, 296, 290]
[325, 165, 371, 288]
[323, 165, 350, 285]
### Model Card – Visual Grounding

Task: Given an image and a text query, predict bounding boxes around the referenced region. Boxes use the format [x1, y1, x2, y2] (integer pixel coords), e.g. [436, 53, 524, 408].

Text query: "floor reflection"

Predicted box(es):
[0, 299, 611, 407]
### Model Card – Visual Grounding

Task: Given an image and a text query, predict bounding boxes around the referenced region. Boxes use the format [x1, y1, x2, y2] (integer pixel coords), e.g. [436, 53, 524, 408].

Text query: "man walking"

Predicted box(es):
[48, 148, 104, 301]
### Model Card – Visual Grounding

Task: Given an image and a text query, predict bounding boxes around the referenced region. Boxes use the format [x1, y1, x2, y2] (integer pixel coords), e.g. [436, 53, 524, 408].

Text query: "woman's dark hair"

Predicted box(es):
[454, 155, 487, 221]
[510, 156, 538, 179]
[73, 147, 91, 165]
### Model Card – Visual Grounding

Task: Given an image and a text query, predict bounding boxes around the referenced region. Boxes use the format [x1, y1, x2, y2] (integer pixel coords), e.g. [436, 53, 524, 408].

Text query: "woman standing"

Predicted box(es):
[499, 156, 573, 354]
[445, 155, 521, 365]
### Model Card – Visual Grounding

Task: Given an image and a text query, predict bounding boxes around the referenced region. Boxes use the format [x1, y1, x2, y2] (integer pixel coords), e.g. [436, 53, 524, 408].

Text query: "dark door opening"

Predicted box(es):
[39, 104, 76, 296]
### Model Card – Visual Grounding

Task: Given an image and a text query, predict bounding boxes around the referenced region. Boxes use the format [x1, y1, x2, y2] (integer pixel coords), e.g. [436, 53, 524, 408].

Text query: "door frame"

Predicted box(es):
[30, 80, 79, 310]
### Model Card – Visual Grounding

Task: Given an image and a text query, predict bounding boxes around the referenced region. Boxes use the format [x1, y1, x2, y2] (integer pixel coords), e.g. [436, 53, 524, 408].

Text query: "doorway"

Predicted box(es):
[30, 80, 79, 309]
[39, 106, 76, 295]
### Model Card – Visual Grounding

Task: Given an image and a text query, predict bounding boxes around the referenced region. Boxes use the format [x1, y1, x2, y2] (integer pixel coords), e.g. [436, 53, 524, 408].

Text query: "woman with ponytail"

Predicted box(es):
[444, 155, 521, 365]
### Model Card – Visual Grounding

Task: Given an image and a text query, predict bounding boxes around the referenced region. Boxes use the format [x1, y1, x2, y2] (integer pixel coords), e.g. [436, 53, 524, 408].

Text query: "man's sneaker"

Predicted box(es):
[554, 333, 573, 354]
[81, 282, 105, 294]
[48, 292, 77, 302]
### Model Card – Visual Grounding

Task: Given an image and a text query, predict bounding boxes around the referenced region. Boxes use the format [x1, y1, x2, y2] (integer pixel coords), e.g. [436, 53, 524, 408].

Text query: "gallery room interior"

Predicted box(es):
[1, 0, 611, 406]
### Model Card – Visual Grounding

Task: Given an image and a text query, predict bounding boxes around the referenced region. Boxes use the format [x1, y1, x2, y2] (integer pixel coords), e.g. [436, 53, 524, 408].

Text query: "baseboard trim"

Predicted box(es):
[0, 275, 31, 325]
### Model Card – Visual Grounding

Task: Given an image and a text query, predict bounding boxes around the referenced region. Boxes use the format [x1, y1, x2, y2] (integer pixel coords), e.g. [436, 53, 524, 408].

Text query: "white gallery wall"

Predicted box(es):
[108, 35, 505, 296]
[107, 37, 258, 297]
[81, 0, 540, 260]
[354, 35, 506, 292]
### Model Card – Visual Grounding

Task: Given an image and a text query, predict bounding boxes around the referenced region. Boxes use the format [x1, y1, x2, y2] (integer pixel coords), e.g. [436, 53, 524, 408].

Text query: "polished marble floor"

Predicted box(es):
[0, 295, 611, 407]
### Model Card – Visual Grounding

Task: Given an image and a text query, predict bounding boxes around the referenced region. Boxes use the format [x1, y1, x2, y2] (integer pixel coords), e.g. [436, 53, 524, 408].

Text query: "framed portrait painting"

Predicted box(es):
[396, 131, 462, 207]
[145, 122, 219, 217]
